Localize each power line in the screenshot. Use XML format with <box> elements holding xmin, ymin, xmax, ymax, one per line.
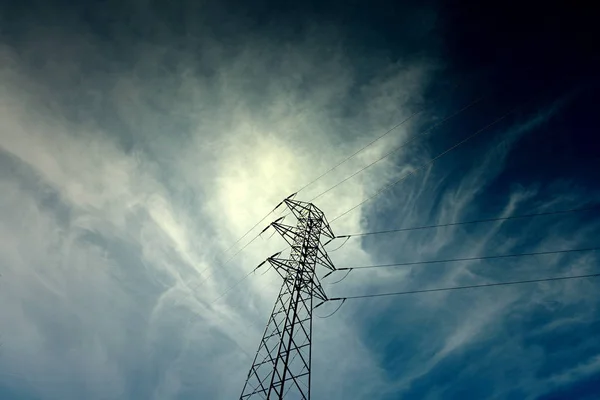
<box><xmin>210</xmin><ymin>90</ymin><xmax>483</xmax><ymax>301</ymax></box>
<box><xmin>330</xmin><ymin>102</ymin><xmax>519</xmax><ymax>224</ymax></box>
<box><xmin>207</xmin><ymin>96</ymin><xmax>521</xmax><ymax>308</ymax></box>
<box><xmin>171</xmin><ymin>230</ymin><xmax>265</xmax><ymax>310</ymax></box>
<box><xmin>220</xmin><ymin>86</ymin><xmax>468</xmax><ymax>270</ymax></box>
<box><xmin>309</xmin><ymin>96</ymin><xmax>483</xmax><ymax>202</ymax></box>
<box><xmin>180</xmin><ymin>207</ymin><xmax>276</xmax><ymax>305</ymax></box>
<box><xmin>315</xmin><ymin>299</ymin><xmax>346</xmax><ymax>318</ymax></box>
<box><xmin>329</xmin><ymin>272</ymin><xmax>600</xmax><ymax>301</ymax></box>
<box><xmin>222</xmin><ymin>211</ymin><xmax>276</xmax><ymax>256</ymax></box>
<box><xmin>199</xmin><ymin>82</ymin><xmax>552</xmax><ymax>316</ymax></box>
<box><xmin>335</xmin><ymin>246</ymin><xmax>600</xmax><ymax>271</ymax></box>
<box><xmin>215</xmin><ymin>96</ymin><xmax>476</xmax><ymax>305</ymax></box>
<box><xmin>185</xmin><ymin>196</ymin><xmax>300</xmax><ymax>306</ymax></box>
<box><xmin>218</xmin><ymin>104</ymin><xmax>419</xmax><ymax>269</ymax></box>
<box><xmin>295</xmin><ymin>84</ymin><xmax>464</xmax><ymax>196</ymax></box>
<box><xmin>339</xmin><ymin>205</ymin><xmax>600</xmax><ymax>238</ymax></box>
<box><xmin>209</xmin><ymin>262</ymin><xmax>265</xmax><ymax>306</ymax></box>
<box><xmin>218</xmin><ymin>195</ymin><xmax>299</xmax><ymax>264</ymax></box>
<box><xmin>296</xmin><ymin>107</ymin><xmax>425</xmax><ymax>195</ymax></box>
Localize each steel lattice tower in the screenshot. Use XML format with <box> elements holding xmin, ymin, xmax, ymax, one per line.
<box><xmin>240</xmin><ymin>198</ymin><xmax>336</xmax><ymax>400</ymax></box>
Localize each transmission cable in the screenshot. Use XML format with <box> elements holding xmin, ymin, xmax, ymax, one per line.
<box><xmin>208</xmin><ymin>89</ymin><xmax>483</xmax><ymax>299</ymax></box>
<box><xmin>316</xmin><ymin>298</ymin><xmax>347</xmax><ymax>318</ymax></box>
<box><xmin>200</xmin><ymin>230</ymin><xmax>264</xmax><ymax>281</ymax></box>
<box><xmin>207</xmin><ymin>260</ymin><xmax>281</xmax><ymax>307</ymax></box>
<box><xmin>171</xmin><ymin>230</ymin><xmax>266</xmax><ymax>309</ymax></box>
<box><xmin>204</xmin><ymin>200</ymin><xmax>598</xmax><ymax>309</ymax></box>
<box><xmin>296</xmin><ymin>109</ymin><xmax>424</xmax><ymax>194</ymax></box>
<box><xmin>325</xmin><ymin>269</ymin><xmax>352</xmax><ymax>285</ymax></box>
<box><xmin>198</xmin><ymin>82</ymin><xmax>523</xmax><ymax>304</ymax></box>
<box><xmin>328</xmin><ymin>246</ymin><xmax>600</xmax><ymax>275</ymax></box>
<box><xmin>222</xmin><ymin>211</ymin><xmax>277</xmax><ymax>256</ymax></box>
<box><xmin>295</xmin><ymin>84</ymin><xmax>463</xmax><ymax>196</ymax></box>
<box><xmin>309</xmin><ymin>95</ymin><xmax>483</xmax><ymax>202</ymax></box>
<box><xmin>337</xmin><ymin>205</ymin><xmax>599</xmax><ymax>238</ymax></box>
<box><xmin>328</xmin><ymin>272</ymin><xmax>600</xmax><ymax>302</ymax></box>
<box><xmin>220</xmin><ymin>85</ymin><xmax>467</xmax><ymax>267</ymax></box>
<box><xmin>178</xmin><ymin>206</ymin><xmax>279</xmax><ymax>306</ymax></box>
<box><xmin>220</xmin><ymin>97</ymin><xmax>438</xmax><ymax>266</ymax></box>
<box><xmin>205</xmin><ymin>79</ymin><xmax>544</xmax><ymax>304</ymax></box>
<box><xmin>330</xmin><ymin>101</ymin><xmax>521</xmax><ymax>224</ymax></box>
<box><xmin>208</xmin><ymin>259</ymin><xmax>269</xmax><ymax>306</ymax></box>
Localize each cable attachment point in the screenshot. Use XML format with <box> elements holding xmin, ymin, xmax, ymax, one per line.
<box><xmin>252</xmin><ymin>260</ymin><xmax>268</xmax><ymax>275</ymax></box>
<box><xmin>253</xmin><ymin>252</ymin><xmax>281</xmax><ymax>274</ymax></box>
<box><xmin>316</xmin><ymin>298</ymin><xmax>346</xmax><ymax>319</ymax></box>
<box><xmin>326</xmin><ymin>269</ymin><xmax>352</xmax><ymax>285</ymax></box>
<box><xmin>322</xmin><ymin>270</ymin><xmax>335</xmax><ymax>280</ymax></box>
<box><xmin>259</xmin><ymin>216</ymin><xmax>286</xmax><ymax>238</ymax></box>
<box><xmin>259</xmin><ymin>265</ymin><xmax>273</xmax><ymax>276</ymax></box>
<box><xmin>314</xmin><ymin>301</ymin><xmax>326</xmax><ymax>309</ymax></box>
<box><xmin>273</xmin><ymin>193</ymin><xmax>298</xmax><ymax>212</ymax></box>
<box><xmin>325</xmin><ymin>235</ymin><xmax>351</xmax><ymax>252</ymax></box>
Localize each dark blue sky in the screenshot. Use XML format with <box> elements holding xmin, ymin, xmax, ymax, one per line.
<box><xmin>0</xmin><ymin>1</ymin><xmax>599</xmax><ymax>399</ymax></box>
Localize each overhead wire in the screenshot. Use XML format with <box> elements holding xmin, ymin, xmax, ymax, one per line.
<box><xmin>323</xmin><ymin>268</ymin><xmax>352</xmax><ymax>285</ymax></box>
<box><xmin>211</xmin><ymin>195</ymin><xmax>598</xmax><ymax>299</ymax></box>
<box><xmin>309</xmin><ymin>95</ymin><xmax>484</xmax><ymax>203</ymax></box>
<box><xmin>208</xmin><ymin>257</ymin><xmax>276</xmax><ymax>306</ymax></box>
<box><xmin>193</xmin><ymin>197</ymin><xmax>299</xmax><ymax>305</ymax></box>
<box><xmin>328</xmin><ymin>273</ymin><xmax>600</xmax><ymax>301</ymax></box>
<box><xmin>181</xmin><ymin>93</ymin><xmax>560</xmax><ymax>333</ymax></box>
<box><xmin>203</xmin><ymin>82</ymin><xmax>503</xmax><ymax>306</ymax></box>
<box><xmin>325</xmin><ymin>269</ymin><xmax>352</xmax><ymax>285</ymax></box>
<box><xmin>182</xmin><ymin>195</ymin><xmax>300</xmax><ymax>309</ymax></box>
<box><xmin>330</xmin><ymin>102</ymin><xmax>521</xmax><ymax>223</ymax></box>
<box><xmin>200</xmin><ymin>96</ymin><xmax>473</xmax><ymax>307</ymax></box>
<box><xmin>338</xmin><ymin>205</ymin><xmax>600</xmax><ymax>238</ymax></box>
<box><xmin>217</xmin><ymin>91</ymin><xmax>452</xmax><ymax>269</ymax></box>
<box><xmin>175</xmin><ymin>205</ymin><xmax>282</xmax><ymax>310</ymax></box>
<box><xmin>274</xmin><ymin>93</ymin><xmax>485</xmax><ymax>224</ymax></box>
<box><xmin>295</xmin><ymin>83</ymin><xmax>463</xmax><ymax>196</ymax></box>
<box><xmin>208</xmin><ymin>269</ymin><xmax>259</xmax><ymax>306</ymax></box>
<box><xmin>199</xmin><ymin>230</ymin><xmax>264</xmax><ymax>284</ymax></box>
<box><xmin>332</xmin><ymin>246</ymin><xmax>600</xmax><ymax>272</ymax></box>
<box><xmin>193</xmin><ymin>79</ymin><xmax>550</xmax><ymax>314</ymax></box>
<box><xmin>222</xmin><ymin>211</ymin><xmax>277</xmax><ymax>256</ymax></box>
<box><xmin>170</xmin><ymin>229</ymin><xmax>266</xmax><ymax>310</ymax></box>
<box><xmin>222</xmin><ymin>77</ymin><xmax>590</xmax><ymax>383</ymax></box>
<box><xmin>211</xmin><ymin>85</ymin><xmax>468</xmax><ymax>285</ymax></box>
<box><xmin>295</xmin><ymin>107</ymin><xmax>425</xmax><ymax>195</ymax></box>
<box><xmin>325</xmin><ymin>235</ymin><xmax>350</xmax><ymax>252</ymax></box>
<box><xmin>327</xmin><ymin>79</ymin><xmax>580</xmax><ymax>225</ymax></box>
<box><xmin>185</xmin><ymin>72</ymin><xmax>560</xmax><ymax>310</ymax></box>
<box><xmin>316</xmin><ymin>298</ymin><xmax>346</xmax><ymax>318</ymax></box>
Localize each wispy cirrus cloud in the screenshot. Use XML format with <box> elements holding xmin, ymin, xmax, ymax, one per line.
<box><xmin>0</xmin><ymin>10</ymin><xmax>437</xmax><ymax>399</ymax></box>
<box><xmin>1</xmin><ymin>2</ymin><xmax>598</xmax><ymax>400</ymax></box>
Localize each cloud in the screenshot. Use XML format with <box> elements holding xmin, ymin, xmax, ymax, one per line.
<box><xmin>0</xmin><ymin>8</ymin><xmax>439</xmax><ymax>399</ymax></box>
<box><xmin>338</xmin><ymin>101</ymin><xmax>600</xmax><ymax>399</ymax></box>
<box><xmin>1</xmin><ymin>3</ymin><xmax>598</xmax><ymax>400</ymax></box>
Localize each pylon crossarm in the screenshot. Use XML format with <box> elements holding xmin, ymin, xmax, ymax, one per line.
<box><xmin>267</xmin><ymin>258</ymin><xmax>299</xmax><ymax>279</ymax></box>
<box><xmin>315</xmin><ymin>247</ymin><xmax>336</xmax><ymax>270</ymax></box>
<box><xmin>269</xmin><ymin>261</ymin><xmax>318</xmax><ymax>279</ymax></box>
<box><xmin>283</xmin><ymin>199</ymin><xmax>313</xmax><ymax>219</ymax></box>
<box><xmin>271</xmin><ymin>223</ymin><xmax>300</xmax><ymax>246</ymax></box>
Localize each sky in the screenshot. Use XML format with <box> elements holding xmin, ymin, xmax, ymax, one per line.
<box><xmin>0</xmin><ymin>1</ymin><xmax>599</xmax><ymax>399</ymax></box>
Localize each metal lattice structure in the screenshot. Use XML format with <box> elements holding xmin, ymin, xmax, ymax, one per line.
<box><xmin>240</xmin><ymin>198</ymin><xmax>336</xmax><ymax>400</ymax></box>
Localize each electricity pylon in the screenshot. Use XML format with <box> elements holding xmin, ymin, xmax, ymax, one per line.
<box><xmin>240</xmin><ymin>197</ymin><xmax>336</xmax><ymax>400</ymax></box>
